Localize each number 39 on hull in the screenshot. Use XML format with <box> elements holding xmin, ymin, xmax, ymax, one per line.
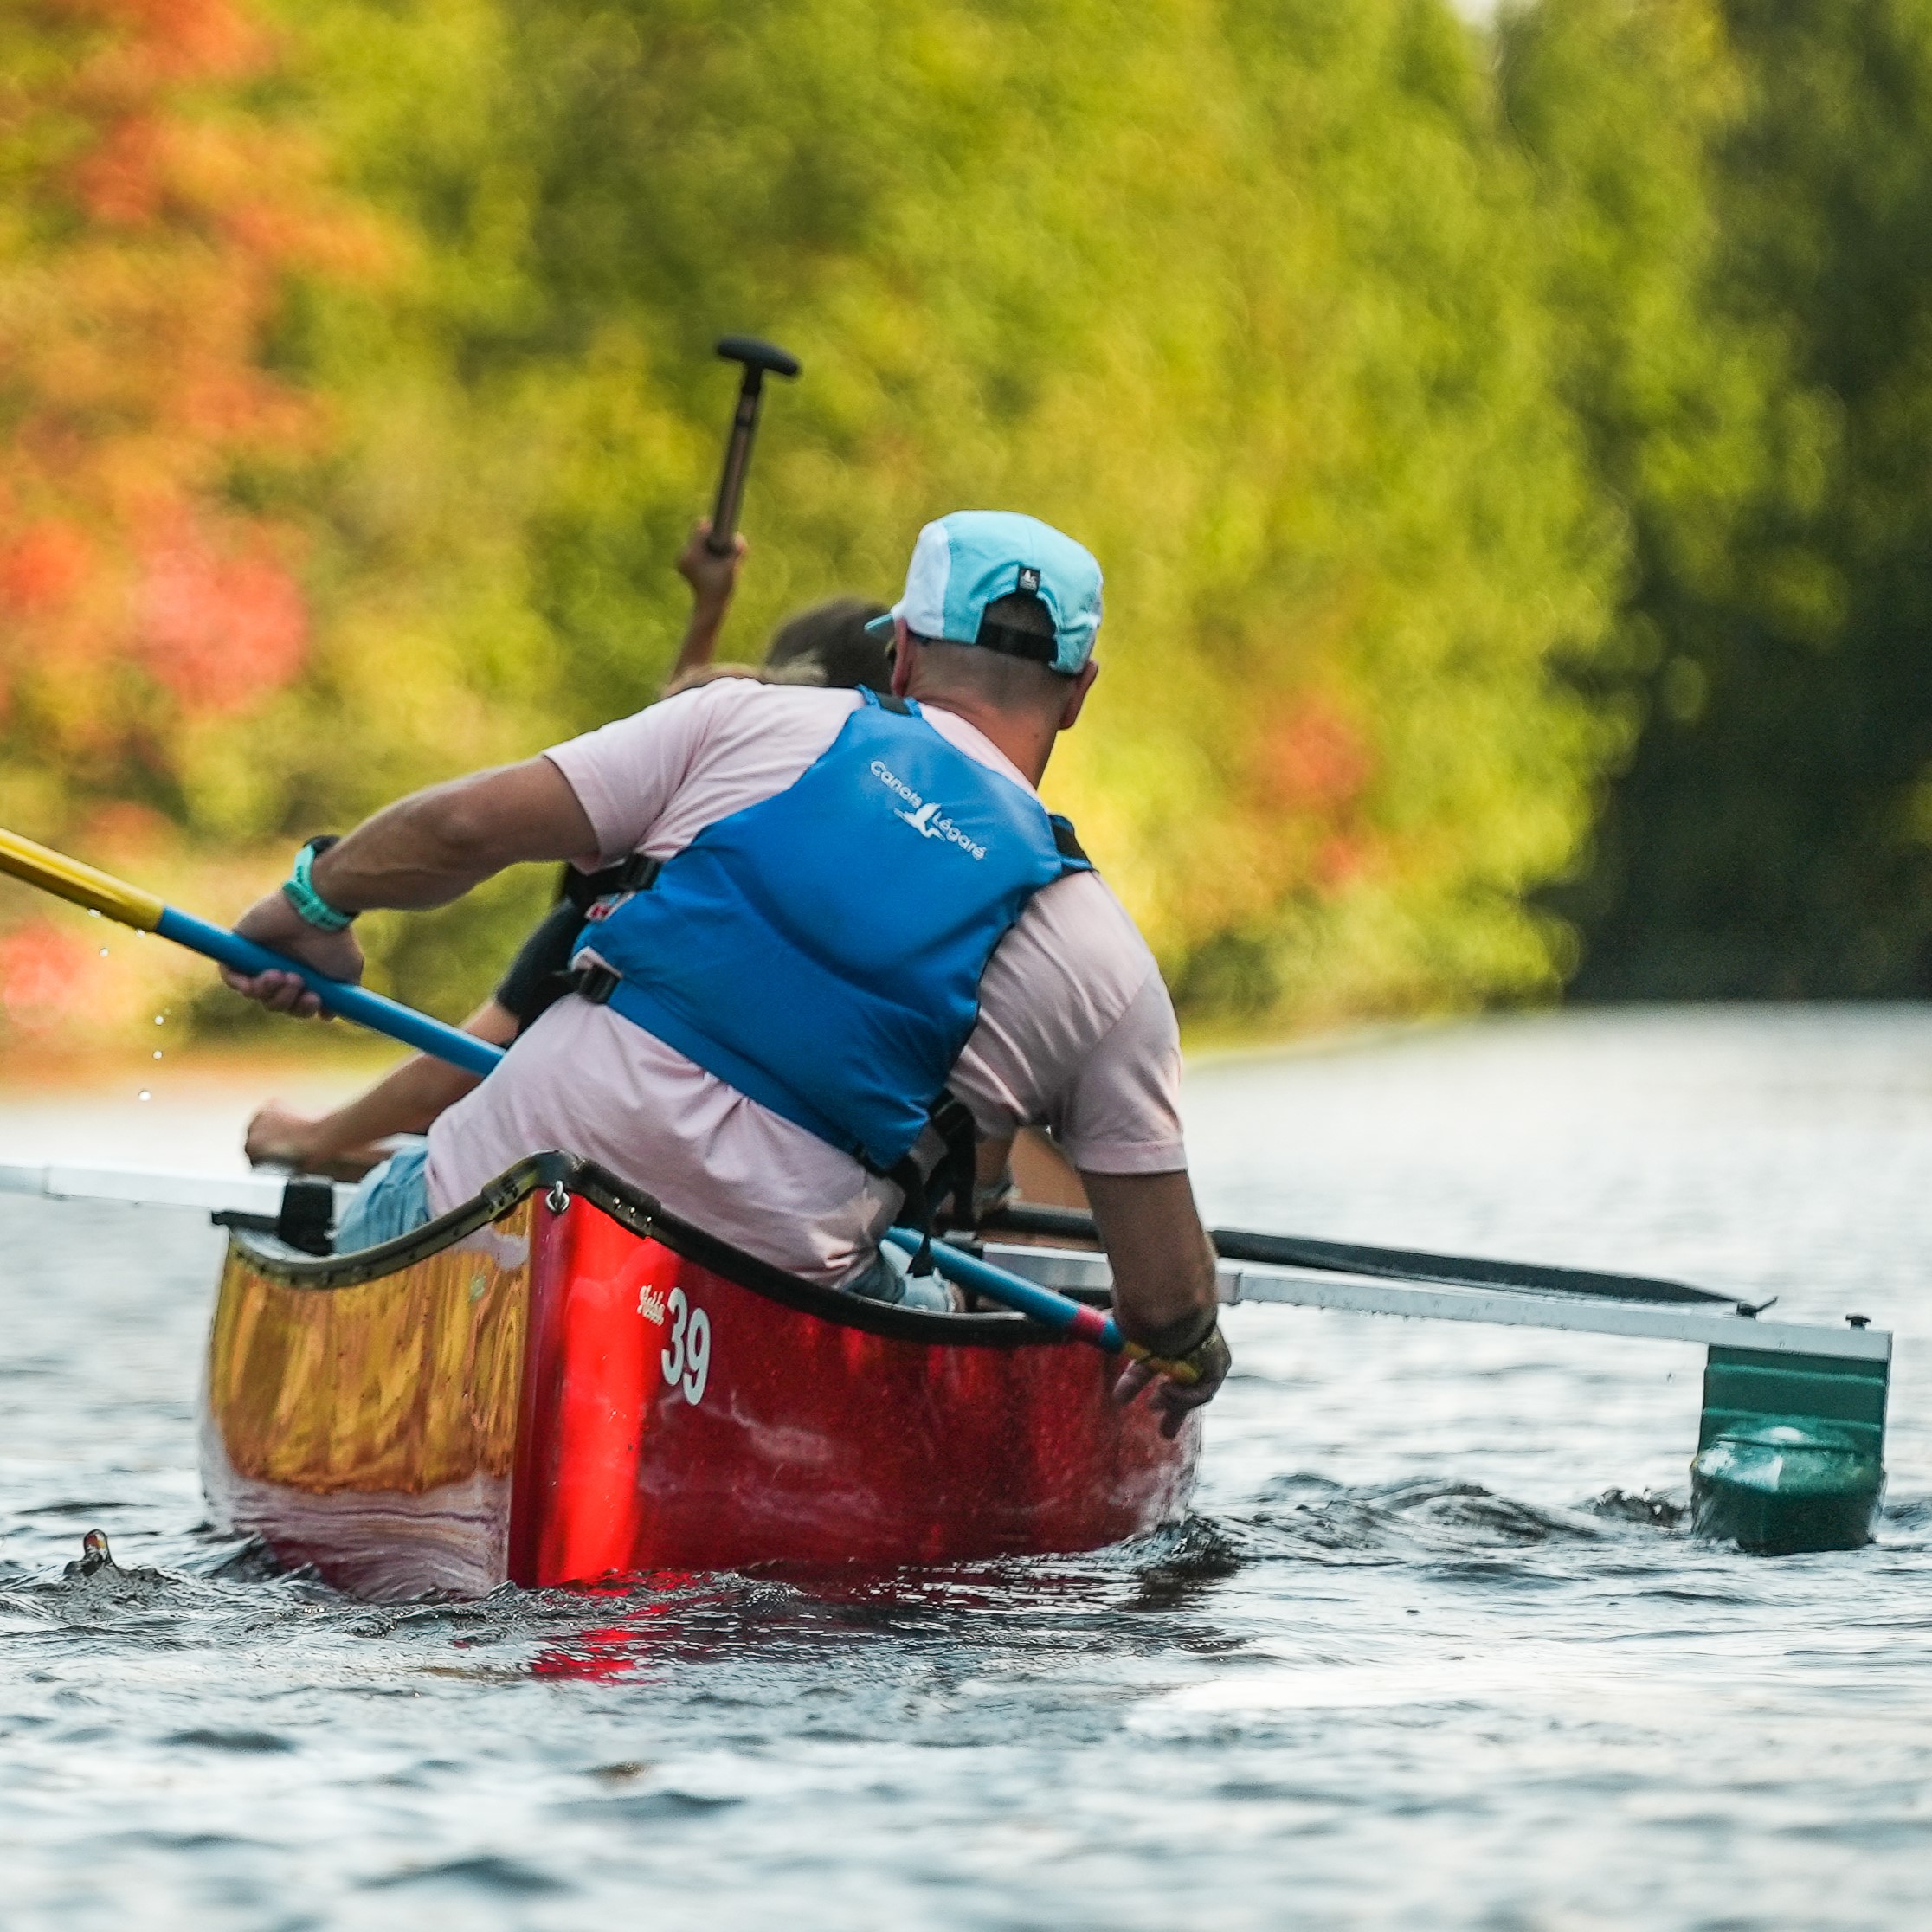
<box><xmin>200</xmin><ymin>1154</ymin><xmax>1197</xmax><ymax>1601</ymax></box>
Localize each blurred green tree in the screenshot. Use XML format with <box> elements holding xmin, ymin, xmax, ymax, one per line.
<box><xmin>1515</xmin><ymin>0</ymin><xmax>1932</xmax><ymax>997</ymax></box>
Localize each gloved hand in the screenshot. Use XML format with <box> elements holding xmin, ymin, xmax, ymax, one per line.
<box><xmin>1111</xmin><ymin>1309</ymin><xmax>1231</xmax><ymax>1439</ymax></box>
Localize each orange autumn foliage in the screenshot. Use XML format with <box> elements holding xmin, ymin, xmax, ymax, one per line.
<box><xmin>1255</xmin><ymin>701</ymin><xmax>1376</xmax><ymax>818</ymax></box>
<box><xmin>0</xmin><ymin>919</ymin><xmax>93</xmax><ymax>1030</ymax></box>
<box><xmin>0</xmin><ymin>0</ymin><xmax>378</xmax><ymax>794</ymax></box>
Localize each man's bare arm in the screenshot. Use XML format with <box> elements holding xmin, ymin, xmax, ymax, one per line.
<box><xmin>309</xmin><ymin>758</ymin><xmax>598</xmax><ymax>913</ymax></box>
<box><xmin>1080</xmin><ymin>1169</ymin><xmax>1219</xmax><ymax>1343</ymax></box>
<box><xmin>1080</xmin><ymin>1168</ymin><xmax>1229</xmax><ymax>1437</ymax></box>
<box><xmin>221</xmin><ymin>758</ymin><xmax>597</xmax><ymax>1015</ymax></box>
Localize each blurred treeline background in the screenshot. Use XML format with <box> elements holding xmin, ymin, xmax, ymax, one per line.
<box><xmin>4</xmin><ymin>0</ymin><xmax>1932</xmax><ymax>1053</ymax></box>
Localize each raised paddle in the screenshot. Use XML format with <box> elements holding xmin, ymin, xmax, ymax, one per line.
<box><xmin>0</xmin><ymin>826</ymin><xmax>505</xmax><ymax>1078</ymax></box>
<box><xmin>706</xmin><ymin>335</ymin><xmax>801</xmax><ymax>556</ymax></box>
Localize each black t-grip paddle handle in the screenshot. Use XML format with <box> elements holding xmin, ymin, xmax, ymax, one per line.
<box><xmin>708</xmin><ymin>335</ymin><xmax>801</xmax><ymax>555</ymax></box>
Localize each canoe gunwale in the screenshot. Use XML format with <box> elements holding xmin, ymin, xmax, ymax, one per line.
<box><xmin>226</xmin><ymin>1150</ymin><xmax>1082</xmax><ymax>1352</ymax></box>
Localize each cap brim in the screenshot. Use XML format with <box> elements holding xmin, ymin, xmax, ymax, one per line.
<box><xmin>863</xmin><ymin>609</ymin><xmax>898</xmax><ymax>641</ymax></box>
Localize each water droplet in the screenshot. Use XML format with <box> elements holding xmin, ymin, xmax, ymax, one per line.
<box><xmin>98</xmin><ymin>946</ymin><xmax>109</xmax><ymax>957</ymax></box>
<box><xmin>88</xmin><ymin>908</ymin><xmax>101</xmax><ymax>918</ymax></box>
<box><xmin>153</xmin><ymin>1014</ymin><xmax>165</xmax><ymax>1026</ymax></box>
<box><xmin>152</xmin><ymin>1049</ymin><xmax>163</xmax><ymax>1060</ymax></box>
<box><xmin>137</xmin><ymin>1090</ymin><xmax>151</xmax><ymax>1102</ymax></box>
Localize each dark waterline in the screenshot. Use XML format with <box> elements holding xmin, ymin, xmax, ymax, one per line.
<box><xmin>3</xmin><ymin>1006</ymin><xmax>1929</xmax><ymax>1929</ymax></box>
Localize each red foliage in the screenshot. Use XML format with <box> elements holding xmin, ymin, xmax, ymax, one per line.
<box><xmin>73</xmin><ymin>111</ymin><xmax>169</xmax><ymax>223</ymax></box>
<box><xmin>0</xmin><ymin>0</ymin><xmax>378</xmax><ymax>779</ymax></box>
<box><xmin>79</xmin><ymin>798</ymin><xmax>173</xmax><ymax>859</ymax></box>
<box><xmin>1248</xmin><ymin>699</ymin><xmax>1380</xmax><ymax>898</ymax></box>
<box><xmin>1313</xmin><ymin>834</ymin><xmax>1368</xmax><ymax>890</ymax></box>
<box><xmin>135</xmin><ymin>508</ymin><xmax>306</xmax><ymax>710</ymax></box>
<box><xmin>1255</xmin><ymin>699</ymin><xmax>1375</xmax><ymax>815</ymax></box>
<box><xmin>0</xmin><ymin>521</ymin><xmax>94</xmax><ymax>614</ymax></box>
<box><xmin>0</xmin><ymin>922</ymin><xmax>93</xmax><ymax>1029</ymax></box>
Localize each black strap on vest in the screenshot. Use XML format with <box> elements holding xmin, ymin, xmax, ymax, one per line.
<box><xmin>876</xmin><ymin>1091</ymin><xmax>979</xmax><ymax>1276</ymax></box>
<box><xmin>558</xmin><ymin>853</ymin><xmax>662</xmax><ymax>1007</ymax></box>
<box><xmin>559</xmin><ymin>850</ymin><xmax>660</xmax><ymax>913</ymax></box>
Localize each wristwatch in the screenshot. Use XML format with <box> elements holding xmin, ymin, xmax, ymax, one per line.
<box><xmin>282</xmin><ymin>835</ymin><xmax>356</xmax><ymax>932</ymax></box>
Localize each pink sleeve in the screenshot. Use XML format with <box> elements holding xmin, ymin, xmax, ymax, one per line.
<box><xmin>542</xmin><ymin>685</ymin><xmax>717</xmax><ymax>861</ymax></box>
<box><xmin>1051</xmin><ymin>967</ymin><xmax>1188</xmax><ymax>1175</ymax></box>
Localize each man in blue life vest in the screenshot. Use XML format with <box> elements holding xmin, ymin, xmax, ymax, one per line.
<box><xmin>218</xmin><ymin>511</ymin><xmax>1231</xmax><ymax>1434</ymax></box>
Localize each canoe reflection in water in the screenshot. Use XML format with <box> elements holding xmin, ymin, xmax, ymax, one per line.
<box><xmin>202</xmin><ymin>1152</ymin><xmax>1196</xmax><ymax>1601</ymax></box>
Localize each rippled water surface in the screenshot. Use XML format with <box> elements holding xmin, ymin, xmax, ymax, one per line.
<box><xmin>3</xmin><ymin>1007</ymin><xmax>1931</xmax><ymax>1929</ymax></box>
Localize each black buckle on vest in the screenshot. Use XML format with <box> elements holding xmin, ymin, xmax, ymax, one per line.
<box><xmin>561</xmin><ymin>852</ymin><xmax>661</xmax><ymax>913</ymax></box>
<box><xmin>572</xmin><ymin>961</ymin><xmax>621</xmax><ymax>1006</ymax></box>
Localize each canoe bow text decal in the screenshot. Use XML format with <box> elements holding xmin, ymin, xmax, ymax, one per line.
<box><xmin>656</xmin><ymin>1285</ymin><xmax>712</xmax><ymax>1406</ymax></box>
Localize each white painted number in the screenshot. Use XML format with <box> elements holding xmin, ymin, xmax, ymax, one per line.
<box><xmin>660</xmin><ymin>1287</ymin><xmax>687</xmax><ymax>1387</ymax></box>
<box><xmin>683</xmin><ymin>1305</ymin><xmax>711</xmax><ymax>1406</ymax></box>
<box><xmin>658</xmin><ymin>1287</ymin><xmax>712</xmax><ymax>1407</ymax></box>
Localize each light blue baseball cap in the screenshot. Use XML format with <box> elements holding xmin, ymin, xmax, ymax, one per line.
<box><xmin>866</xmin><ymin>511</ymin><xmax>1104</xmax><ymax>675</ymax></box>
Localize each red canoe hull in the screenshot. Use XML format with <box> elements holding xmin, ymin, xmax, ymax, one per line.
<box><xmin>202</xmin><ymin>1156</ymin><xmax>1196</xmax><ymax>1599</ymax></box>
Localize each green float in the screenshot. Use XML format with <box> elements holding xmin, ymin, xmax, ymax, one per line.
<box><xmin>1690</xmin><ymin>1345</ymin><xmax>1889</xmax><ymax>1555</ymax></box>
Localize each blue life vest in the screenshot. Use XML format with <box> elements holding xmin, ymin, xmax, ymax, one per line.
<box><xmin>577</xmin><ymin>690</ymin><xmax>1091</xmax><ymax>1174</ymax></box>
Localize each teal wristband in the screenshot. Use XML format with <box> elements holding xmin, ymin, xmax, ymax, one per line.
<box><xmin>283</xmin><ymin>837</ymin><xmax>356</xmax><ymax>932</ymax></box>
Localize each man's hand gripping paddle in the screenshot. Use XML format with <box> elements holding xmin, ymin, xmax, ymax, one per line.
<box><xmin>879</xmin><ymin>1226</ymin><xmax>1226</xmax><ymax>1437</ymax></box>
<box><xmin>706</xmin><ymin>336</ymin><xmax>801</xmax><ymax>557</ymax></box>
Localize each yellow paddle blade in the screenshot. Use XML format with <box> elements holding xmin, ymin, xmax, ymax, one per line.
<box><xmin>0</xmin><ymin>826</ymin><xmax>165</xmax><ymax>931</ymax></box>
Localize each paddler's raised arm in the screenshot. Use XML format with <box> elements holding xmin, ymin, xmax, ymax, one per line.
<box><xmin>667</xmin><ymin>519</ymin><xmax>748</xmax><ymax>684</ymax></box>
<box><xmin>220</xmin><ymin>757</ymin><xmax>600</xmax><ymax>1016</ymax></box>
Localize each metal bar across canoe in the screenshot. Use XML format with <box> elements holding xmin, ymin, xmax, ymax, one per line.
<box><xmin>980</xmin><ymin>1242</ymin><xmax>1892</xmax><ymax>1364</ymax></box>
<box><xmin>0</xmin><ymin>1162</ymin><xmax>356</xmax><ymax>1221</ymax></box>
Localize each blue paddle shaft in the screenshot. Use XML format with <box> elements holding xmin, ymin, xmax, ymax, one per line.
<box><xmin>881</xmin><ymin>1226</ymin><xmax>1124</xmax><ymax>1349</ymax></box>
<box><xmin>156</xmin><ymin>906</ymin><xmax>506</xmax><ymax>1079</ymax></box>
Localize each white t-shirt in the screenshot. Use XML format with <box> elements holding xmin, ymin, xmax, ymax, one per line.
<box><xmin>425</xmin><ymin>680</ymin><xmax>1187</xmax><ymax>1284</ymax></box>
